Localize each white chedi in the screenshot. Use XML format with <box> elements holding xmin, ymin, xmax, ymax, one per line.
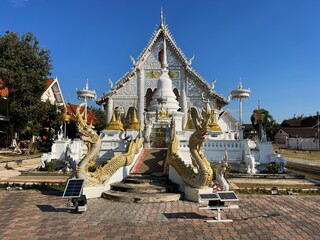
<box><xmin>148</xmin><ymin>38</ymin><xmax>180</xmax><ymax>113</ymax></box>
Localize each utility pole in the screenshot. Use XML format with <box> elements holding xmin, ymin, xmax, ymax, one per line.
<box><xmin>317</xmin><ymin>111</ymin><xmax>320</xmax><ymax>151</ymax></box>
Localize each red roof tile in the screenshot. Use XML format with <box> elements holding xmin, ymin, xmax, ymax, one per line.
<box><xmin>65</xmin><ymin>103</ymin><xmax>97</xmax><ymax>125</ymax></box>
<box><xmin>45</xmin><ymin>78</ymin><xmax>55</xmax><ymax>91</ymax></box>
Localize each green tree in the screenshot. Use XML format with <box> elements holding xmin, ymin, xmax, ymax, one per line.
<box><xmin>41</xmin><ymin>100</ymin><xmax>61</xmax><ymax>141</ymax></box>
<box><xmin>250</xmin><ymin>108</ymin><xmax>280</xmax><ymax>141</ymax></box>
<box><xmin>0</xmin><ymin>31</ymin><xmax>52</xmax><ymax>140</ymax></box>
<box><xmin>91</xmin><ymin>107</ymin><xmax>107</xmax><ymax>132</ymax></box>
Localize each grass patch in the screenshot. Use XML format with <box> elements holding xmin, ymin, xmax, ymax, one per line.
<box><xmin>235</xmin><ymin>187</ymin><xmax>320</xmax><ymax>195</ymax></box>
<box><xmin>275</xmin><ymin>148</ymin><xmax>320</xmax><ymax>161</ymax></box>
<box><xmin>286</xmin><ymin>169</ymin><xmax>320</xmax><ymax>181</ymax></box>
<box><xmin>0</xmin><ymin>182</ymin><xmax>66</xmax><ymax>192</ymax></box>
<box><xmin>234</xmin><ymin>182</ymin><xmax>317</xmax><ymax>190</ymax></box>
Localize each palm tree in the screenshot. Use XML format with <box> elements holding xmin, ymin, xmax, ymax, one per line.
<box><xmin>250</xmin><ymin>108</ymin><xmax>279</xmax><ymax>141</ymax></box>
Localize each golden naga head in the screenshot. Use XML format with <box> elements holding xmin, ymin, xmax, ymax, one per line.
<box><xmin>76</xmin><ymin>103</ymin><xmax>99</xmax><ymax>143</ymax></box>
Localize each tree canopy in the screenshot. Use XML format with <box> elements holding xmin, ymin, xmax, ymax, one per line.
<box><xmin>0</xmin><ymin>31</ymin><xmax>52</xmax><ymax>139</ymax></box>
<box><xmin>250</xmin><ymin>108</ymin><xmax>280</xmax><ymax>141</ymax></box>
<box><xmin>91</xmin><ymin>107</ymin><xmax>107</xmax><ymax>132</ymax></box>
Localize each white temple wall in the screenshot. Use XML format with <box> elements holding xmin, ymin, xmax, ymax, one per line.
<box><xmin>218</xmin><ymin>113</ymin><xmax>237</xmax><ymax>133</ymax></box>
<box><xmin>168</xmin><ymin>166</ymin><xmax>184</xmax><ymax>192</ymax></box>
<box><xmin>257</xmin><ymin>142</ymin><xmax>275</xmax><ymax>163</ymax></box>
<box><xmin>96</xmin><ymin>130</ymin><xmax>132</xmax><ymax>164</ymax></box>
<box><xmin>202</xmin><ymin>140</ymin><xmax>243</xmax><ymax>163</ymax></box>
<box><xmin>177</xmin><ymin>145</ymin><xmax>192</xmax><ymax>165</ymax></box>
<box><xmin>51</xmin><ymin>139</ymin><xmax>84</xmax><ymax>162</ymax></box>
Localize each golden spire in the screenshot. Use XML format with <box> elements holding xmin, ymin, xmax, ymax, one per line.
<box><xmin>127</xmin><ymin>103</ymin><xmax>140</xmax><ymax>130</ymax></box>
<box><xmin>185</xmin><ymin>111</ymin><xmax>195</xmax><ymax>130</ymax></box>
<box><xmin>254</xmin><ymin>99</ymin><xmax>265</xmax><ymax>122</ymax></box>
<box><xmin>60</xmin><ymin>107</ymin><xmax>71</xmax><ymax>123</ymax></box>
<box><xmin>105</xmin><ymin>110</ymin><xmax>124</xmax><ymax>131</ymax></box>
<box><xmin>208</xmin><ymin>109</ymin><xmax>222</xmax><ymax>132</ymax></box>
<box><xmin>160</xmin><ymin>8</ymin><xmax>167</xmax><ymax>37</ymax></box>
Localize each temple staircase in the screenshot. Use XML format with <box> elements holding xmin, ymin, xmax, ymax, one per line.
<box><xmin>102</xmin><ymin>148</ymin><xmax>182</xmax><ymax>203</ymax></box>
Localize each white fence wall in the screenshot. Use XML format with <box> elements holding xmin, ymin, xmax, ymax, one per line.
<box><xmin>286</xmin><ymin>138</ymin><xmax>319</xmax><ymax>151</ymax></box>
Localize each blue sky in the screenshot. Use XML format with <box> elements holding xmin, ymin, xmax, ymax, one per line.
<box><xmin>0</xmin><ymin>0</ymin><xmax>319</xmax><ymax>123</ymax></box>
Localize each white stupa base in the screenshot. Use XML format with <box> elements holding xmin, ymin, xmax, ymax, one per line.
<box><xmin>83</xmin><ymin>185</ymin><xmax>109</xmax><ymax>199</ymax></box>
<box><xmin>184</xmin><ymin>186</ymin><xmax>213</xmax><ymax>202</ymax></box>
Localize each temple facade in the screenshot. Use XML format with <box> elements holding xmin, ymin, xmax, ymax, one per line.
<box><xmin>47</xmin><ymin>12</ymin><xmax>287</xmax><ymax>199</ymax></box>
<box><xmin>97</xmin><ymin>12</ymin><xmax>230</xmax><ymax>146</ymax></box>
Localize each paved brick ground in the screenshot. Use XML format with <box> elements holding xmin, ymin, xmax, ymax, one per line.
<box><xmin>0</xmin><ymin>191</ymin><xmax>319</xmax><ymax>239</ymax></box>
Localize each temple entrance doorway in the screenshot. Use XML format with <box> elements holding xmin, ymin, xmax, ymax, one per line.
<box><xmin>150</xmin><ymin>127</ymin><xmax>167</xmax><ymax>148</ymax></box>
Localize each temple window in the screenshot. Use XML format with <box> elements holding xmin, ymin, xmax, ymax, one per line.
<box><xmin>158</xmin><ymin>49</ymin><xmax>164</xmax><ymax>62</ymax></box>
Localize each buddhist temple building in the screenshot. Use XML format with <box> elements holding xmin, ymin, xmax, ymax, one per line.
<box><xmin>97</xmin><ymin>10</ymin><xmax>228</xmax><ymax>146</ymax></box>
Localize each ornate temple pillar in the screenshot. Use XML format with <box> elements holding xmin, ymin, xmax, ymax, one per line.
<box><xmin>106</xmin><ymin>97</ymin><xmax>113</xmax><ymax>123</ymax></box>
<box><xmin>137</xmin><ymin>68</ymin><xmax>145</xmax><ymax>129</ymax></box>
<box><xmin>181</xmin><ymin>76</ymin><xmax>188</xmax><ymax>128</ymax></box>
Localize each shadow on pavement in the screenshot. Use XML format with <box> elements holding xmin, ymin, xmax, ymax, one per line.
<box><xmin>163</xmin><ymin>212</ymin><xmax>207</xmax><ymax>220</ymax></box>
<box><xmin>39</xmin><ymin>190</ymin><xmax>63</xmax><ymax>196</ymax></box>
<box><xmin>36</xmin><ymin>204</ymin><xmax>59</xmax><ymax>212</ymax></box>
<box><xmin>36</xmin><ymin>204</ymin><xmax>82</xmax><ymax>214</ymax></box>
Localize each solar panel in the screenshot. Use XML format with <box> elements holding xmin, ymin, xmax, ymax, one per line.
<box><xmin>63</xmin><ymin>179</ymin><xmax>84</xmax><ymax>198</ymax></box>
<box><xmin>217</xmin><ymin>191</ymin><xmax>238</xmax><ymax>202</ymax></box>
<box><xmin>199</xmin><ymin>193</ymin><xmax>219</xmax><ymax>200</ymax></box>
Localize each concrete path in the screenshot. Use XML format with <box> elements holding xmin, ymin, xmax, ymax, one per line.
<box><xmin>0</xmin><ymin>190</ymin><xmax>319</xmax><ymax>239</ymax></box>
<box><xmin>0</xmin><ymin>164</ymin><xmax>41</xmax><ymax>181</ymax></box>
<box><xmin>0</xmin><ymin>155</ymin><xmax>68</xmax><ymax>184</ymax></box>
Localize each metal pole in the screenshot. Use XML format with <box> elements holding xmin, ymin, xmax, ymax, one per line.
<box><xmin>64</xmin><ymin>122</ymin><xmax>67</xmax><ymax>139</ymax></box>
<box><xmin>317</xmin><ymin>111</ymin><xmax>319</xmax><ymax>151</ymax></box>
<box><xmin>239</xmin><ymin>98</ymin><xmax>243</xmax><ymax>140</ymax></box>
<box><xmin>84</xmin><ymin>98</ymin><xmax>87</xmax><ymax>122</ymax></box>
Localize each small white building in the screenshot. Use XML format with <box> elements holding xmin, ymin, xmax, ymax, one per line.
<box><xmin>41</xmin><ymin>77</ymin><xmax>65</xmax><ymax>110</ymax></box>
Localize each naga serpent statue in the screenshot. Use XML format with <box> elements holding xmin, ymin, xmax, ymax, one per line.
<box><xmin>166</xmin><ymin>107</ymin><xmax>213</xmax><ymax>188</ymax></box>
<box><xmin>216</xmin><ymin>149</ymin><xmax>230</xmax><ymax>191</ymax></box>
<box><xmin>96</xmin><ymin>137</ymin><xmax>142</xmax><ymax>184</ymax></box>
<box><xmin>75</xmin><ymin>103</ymin><xmax>102</xmax><ymax>186</ymax></box>
<box><xmin>75</xmin><ymin>103</ymin><xmax>142</xmax><ymax>186</ymax></box>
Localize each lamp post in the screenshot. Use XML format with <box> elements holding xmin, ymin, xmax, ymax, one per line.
<box><xmin>76</xmin><ymin>80</ymin><xmax>96</xmax><ymax>122</ymax></box>
<box><xmin>230</xmin><ymin>81</ymin><xmax>251</xmax><ymax>140</ymax></box>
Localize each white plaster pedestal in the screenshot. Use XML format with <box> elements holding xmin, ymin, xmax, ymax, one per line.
<box><xmin>83</xmin><ymin>185</ymin><xmax>109</xmax><ymax>199</ymax></box>
<box><xmin>184</xmin><ymin>186</ymin><xmax>213</xmax><ymax>202</ymax></box>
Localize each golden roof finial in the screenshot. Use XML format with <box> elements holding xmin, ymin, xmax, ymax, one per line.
<box><xmin>127</xmin><ymin>101</ymin><xmax>140</xmax><ymax>130</ymax></box>
<box><xmin>208</xmin><ymin>109</ymin><xmax>222</xmax><ymax>131</ymax></box>
<box><xmin>160</xmin><ymin>8</ymin><xmax>167</xmax><ymax>37</ymax></box>
<box><xmin>61</xmin><ymin>108</ymin><xmax>71</xmax><ymax>123</ymax></box>
<box><xmin>105</xmin><ymin>109</ymin><xmax>124</xmax><ymax>131</ymax></box>
<box><xmin>185</xmin><ymin>110</ymin><xmax>195</xmax><ymax>130</ymax></box>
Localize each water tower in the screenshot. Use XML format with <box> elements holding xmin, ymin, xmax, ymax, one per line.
<box><xmin>77</xmin><ymin>80</ymin><xmax>96</xmax><ymax>121</ymax></box>
<box><xmin>230</xmin><ymin>81</ymin><xmax>251</xmax><ymax>140</ymax></box>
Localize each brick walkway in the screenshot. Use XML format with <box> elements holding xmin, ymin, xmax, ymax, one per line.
<box><xmin>0</xmin><ymin>191</ymin><xmax>319</xmax><ymax>239</ymax></box>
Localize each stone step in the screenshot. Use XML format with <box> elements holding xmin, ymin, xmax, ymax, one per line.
<box><xmin>132</xmin><ymin>149</ymin><xmax>167</xmax><ymax>174</ymax></box>
<box><xmin>110</xmin><ymin>181</ymin><xmax>178</xmax><ymax>194</ymax></box>
<box><xmin>124</xmin><ymin>174</ymin><xmax>169</xmax><ymax>184</ymax></box>
<box><xmin>102</xmin><ymin>190</ymin><xmax>182</xmax><ymax>203</ymax></box>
